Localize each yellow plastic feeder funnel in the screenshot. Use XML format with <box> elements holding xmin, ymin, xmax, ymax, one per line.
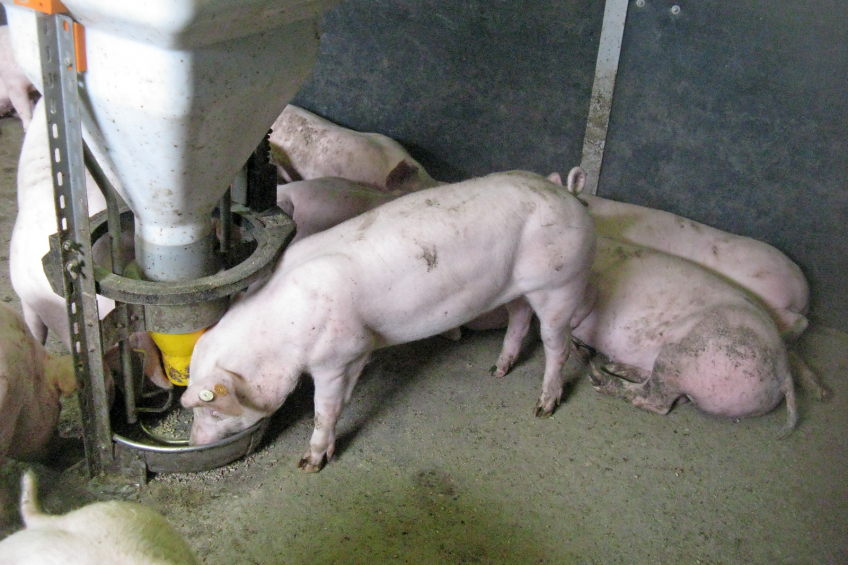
<box><xmin>149</xmin><ymin>329</ymin><xmax>206</xmax><ymax>387</ymax></box>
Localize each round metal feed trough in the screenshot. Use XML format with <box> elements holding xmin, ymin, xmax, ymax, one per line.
<box><xmin>113</xmin><ymin>418</ymin><xmax>269</xmax><ymax>475</ymax></box>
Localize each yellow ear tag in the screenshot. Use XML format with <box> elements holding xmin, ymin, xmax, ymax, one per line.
<box><xmin>213</xmin><ymin>384</ymin><xmax>228</xmax><ymax>396</ymax></box>
<box><xmin>199</xmin><ymin>389</ymin><xmax>215</xmax><ymax>402</ymax></box>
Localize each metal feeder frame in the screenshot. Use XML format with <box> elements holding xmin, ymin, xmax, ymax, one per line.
<box><xmin>37</xmin><ymin>12</ymin><xmax>292</xmax><ymax>484</ymax></box>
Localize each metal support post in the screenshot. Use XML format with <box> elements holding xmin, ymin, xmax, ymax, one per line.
<box><xmin>38</xmin><ymin>12</ymin><xmax>115</xmax><ymax>476</ymax></box>
<box><xmin>580</xmin><ymin>0</ymin><xmax>630</xmax><ymax>195</ymax></box>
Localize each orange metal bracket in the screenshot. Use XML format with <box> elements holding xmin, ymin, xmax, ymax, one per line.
<box><xmin>13</xmin><ymin>0</ymin><xmax>68</xmax><ymax>14</ymax></box>
<box><xmin>14</xmin><ymin>0</ymin><xmax>86</xmax><ymax>72</ymax></box>
<box><xmin>72</xmin><ymin>21</ymin><xmax>86</xmax><ymax>72</ymax></box>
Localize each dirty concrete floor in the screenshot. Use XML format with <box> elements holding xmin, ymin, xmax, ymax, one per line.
<box><xmin>0</xmin><ymin>115</ymin><xmax>846</xmax><ymax>564</ymax></box>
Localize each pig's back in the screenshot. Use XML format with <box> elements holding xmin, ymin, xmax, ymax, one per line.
<box><xmin>584</xmin><ymin>194</ymin><xmax>808</xmax><ymax>318</ymax></box>
<box><xmin>280</xmin><ymin>171</ymin><xmax>592</xmax><ymax>343</ymax></box>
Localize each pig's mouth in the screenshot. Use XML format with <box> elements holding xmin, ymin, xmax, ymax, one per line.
<box><xmin>188</xmin><ymin>410</ymin><xmax>264</xmax><ymax>446</ymax></box>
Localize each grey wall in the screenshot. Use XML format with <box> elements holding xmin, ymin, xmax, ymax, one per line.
<box><xmin>293</xmin><ymin>0</ymin><xmax>847</xmax><ymax>330</ymax></box>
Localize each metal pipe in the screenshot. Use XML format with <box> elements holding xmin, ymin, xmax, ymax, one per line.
<box><xmin>219</xmin><ymin>187</ymin><xmax>232</xmax><ymax>264</ymax></box>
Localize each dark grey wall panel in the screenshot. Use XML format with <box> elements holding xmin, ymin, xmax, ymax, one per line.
<box><xmin>294</xmin><ymin>0</ymin><xmax>604</xmax><ymax>181</ymax></box>
<box><xmin>599</xmin><ymin>0</ymin><xmax>848</xmax><ymax>330</ymax></box>
<box><xmin>293</xmin><ymin>0</ymin><xmax>847</xmax><ymax>331</ymax></box>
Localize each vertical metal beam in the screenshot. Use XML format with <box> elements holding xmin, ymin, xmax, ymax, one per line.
<box><xmin>38</xmin><ymin>12</ymin><xmax>114</xmax><ymax>476</ymax></box>
<box><xmin>83</xmin><ymin>142</ymin><xmax>138</xmax><ymax>425</ymax></box>
<box><xmin>580</xmin><ymin>0</ymin><xmax>630</xmax><ymax>195</ymax></box>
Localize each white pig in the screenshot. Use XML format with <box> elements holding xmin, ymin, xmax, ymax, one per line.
<box><xmin>572</xmin><ymin>236</ymin><xmax>798</xmax><ymax>436</ymax></box>
<box><xmin>277</xmin><ymin>177</ymin><xmax>396</xmax><ymax>244</ymax></box>
<box><xmin>0</xmin><ymin>303</ymin><xmax>76</xmax><ymax>464</ymax></box>
<box><xmin>0</xmin><ymin>470</ymin><xmax>200</xmax><ymax>564</ymax></box>
<box><xmin>555</xmin><ymin>167</ymin><xmax>810</xmax><ymax>339</ymax></box>
<box><xmin>183</xmin><ymin>171</ymin><xmax>596</xmax><ymax>471</ymax></box>
<box><xmin>9</xmin><ymin>98</ymin><xmax>169</xmax><ymax>389</ymax></box>
<box><xmin>269</xmin><ymin>105</ymin><xmax>439</xmax><ymax>194</ymax></box>
<box><xmin>0</xmin><ymin>25</ymin><xmax>36</xmax><ymax>130</ymax></box>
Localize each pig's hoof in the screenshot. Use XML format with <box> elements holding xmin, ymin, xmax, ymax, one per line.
<box><xmin>489</xmin><ymin>365</ymin><xmax>508</xmax><ymax>378</ymax></box>
<box><xmin>298</xmin><ymin>453</ymin><xmax>328</xmax><ymax>473</ymax></box>
<box><xmin>533</xmin><ymin>404</ymin><xmax>553</xmax><ymax>418</ymax></box>
<box><xmin>533</xmin><ymin>396</ymin><xmax>559</xmax><ymax>418</ymax></box>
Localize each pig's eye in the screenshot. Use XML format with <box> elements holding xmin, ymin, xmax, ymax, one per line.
<box><xmin>208</xmin><ymin>410</ymin><xmax>224</xmax><ymax>421</ymax></box>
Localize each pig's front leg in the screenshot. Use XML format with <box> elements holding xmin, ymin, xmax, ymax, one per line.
<box><xmin>588</xmin><ymin>358</ymin><xmax>678</xmax><ymax>414</ymax></box>
<box><xmin>298</xmin><ymin>355</ymin><xmax>369</xmax><ymax>473</ymax></box>
<box><xmin>490</xmin><ymin>298</ymin><xmax>533</xmax><ymax>377</ymax></box>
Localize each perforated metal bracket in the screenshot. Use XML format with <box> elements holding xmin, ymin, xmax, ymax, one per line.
<box><xmin>38</xmin><ymin>11</ymin><xmax>114</xmax><ymax>477</ymax></box>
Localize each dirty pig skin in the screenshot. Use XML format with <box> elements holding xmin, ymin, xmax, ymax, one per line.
<box><xmin>276</xmin><ymin>177</ymin><xmax>397</xmax><ymax>245</ymax></box>
<box><xmin>554</xmin><ymin>167</ymin><xmax>810</xmax><ymax>340</ymax></box>
<box><xmin>269</xmin><ymin>105</ymin><xmax>440</xmax><ymax>194</ymax></box>
<box><xmin>571</xmin><ymin>236</ymin><xmax>798</xmax><ymax>436</ymax></box>
<box><xmin>183</xmin><ymin>171</ymin><xmax>596</xmax><ymax>471</ymax></box>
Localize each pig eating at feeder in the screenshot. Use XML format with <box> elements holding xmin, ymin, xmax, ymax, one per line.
<box><xmin>183</xmin><ymin>171</ymin><xmax>596</xmax><ymax>471</ymax></box>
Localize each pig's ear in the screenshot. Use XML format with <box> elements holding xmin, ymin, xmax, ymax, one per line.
<box><xmin>565</xmin><ymin>167</ymin><xmax>587</xmax><ymax>196</ymax></box>
<box><xmin>181</xmin><ymin>371</ymin><xmax>243</xmax><ymax>416</ymax></box>
<box><xmin>385</xmin><ymin>160</ymin><xmax>419</xmax><ymax>192</ymax></box>
<box><xmin>547</xmin><ymin>172</ymin><xmax>563</xmax><ymax>186</ymax></box>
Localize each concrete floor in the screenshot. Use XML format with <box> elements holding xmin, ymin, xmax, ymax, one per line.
<box><xmin>0</xmin><ymin>115</ymin><xmax>846</xmax><ymax>564</ymax></box>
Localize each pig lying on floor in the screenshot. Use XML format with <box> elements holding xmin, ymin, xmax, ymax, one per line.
<box><xmin>572</xmin><ymin>236</ymin><xmax>797</xmax><ymax>436</ymax></box>
<box><xmin>556</xmin><ymin>167</ymin><xmax>809</xmax><ymax>339</ymax></box>
<box><xmin>9</xmin><ymin>99</ymin><xmax>168</xmax><ymax>390</ymax></box>
<box><xmin>0</xmin><ymin>303</ymin><xmax>76</xmax><ymax>465</ymax></box>
<box><xmin>184</xmin><ymin>171</ymin><xmax>596</xmax><ymax>471</ymax></box>
<box><xmin>269</xmin><ymin>105</ymin><xmax>439</xmax><ymax>194</ymax></box>
<box><xmin>556</xmin><ymin>167</ymin><xmax>828</xmax><ymax>400</ymax></box>
<box><xmin>0</xmin><ymin>470</ymin><xmax>200</xmax><ymax>564</ymax></box>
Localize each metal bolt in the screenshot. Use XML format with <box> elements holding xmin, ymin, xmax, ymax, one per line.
<box><xmin>671</xmin><ymin>4</ymin><xmax>680</xmax><ymax>14</ymax></box>
<box><xmin>62</xmin><ymin>240</ymin><xmax>73</xmax><ymax>251</ymax></box>
<box><xmin>636</xmin><ymin>0</ymin><xmax>645</xmax><ymax>6</ymax></box>
<box><xmin>65</xmin><ymin>259</ymin><xmax>80</xmax><ymax>279</ymax></box>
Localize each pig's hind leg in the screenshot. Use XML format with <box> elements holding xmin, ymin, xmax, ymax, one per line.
<box><xmin>588</xmin><ymin>358</ymin><xmax>681</xmax><ymax>415</ymax></box>
<box><xmin>299</xmin><ymin>354</ymin><xmax>370</xmax><ymax>473</ymax></box>
<box><xmin>524</xmin><ymin>289</ymin><xmax>581</xmax><ymax>417</ymax></box>
<box><xmin>490</xmin><ymin>298</ymin><xmax>534</xmax><ymax>378</ymax></box>
<box><xmin>21</xmin><ymin>302</ymin><xmax>48</xmax><ymax>345</ymax></box>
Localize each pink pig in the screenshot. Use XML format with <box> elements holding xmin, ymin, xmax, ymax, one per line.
<box><xmin>0</xmin><ymin>303</ymin><xmax>76</xmax><ymax>464</ymax></box>
<box><xmin>0</xmin><ymin>26</ymin><xmax>36</xmax><ymax>129</ymax></box>
<box><xmin>183</xmin><ymin>171</ymin><xmax>596</xmax><ymax>471</ymax></box>
<box><xmin>277</xmin><ymin>177</ymin><xmax>396</xmax><ymax>244</ymax></box>
<box><xmin>0</xmin><ymin>470</ymin><xmax>200</xmax><ymax>564</ymax></box>
<box><xmin>554</xmin><ymin>167</ymin><xmax>810</xmax><ymax>339</ymax></box>
<box><xmin>572</xmin><ymin>236</ymin><xmax>798</xmax><ymax>436</ymax></box>
<box><xmin>269</xmin><ymin>105</ymin><xmax>439</xmax><ymax>194</ymax></box>
<box><xmin>9</xmin><ymin>99</ymin><xmax>169</xmax><ymax>389</ymax></box>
